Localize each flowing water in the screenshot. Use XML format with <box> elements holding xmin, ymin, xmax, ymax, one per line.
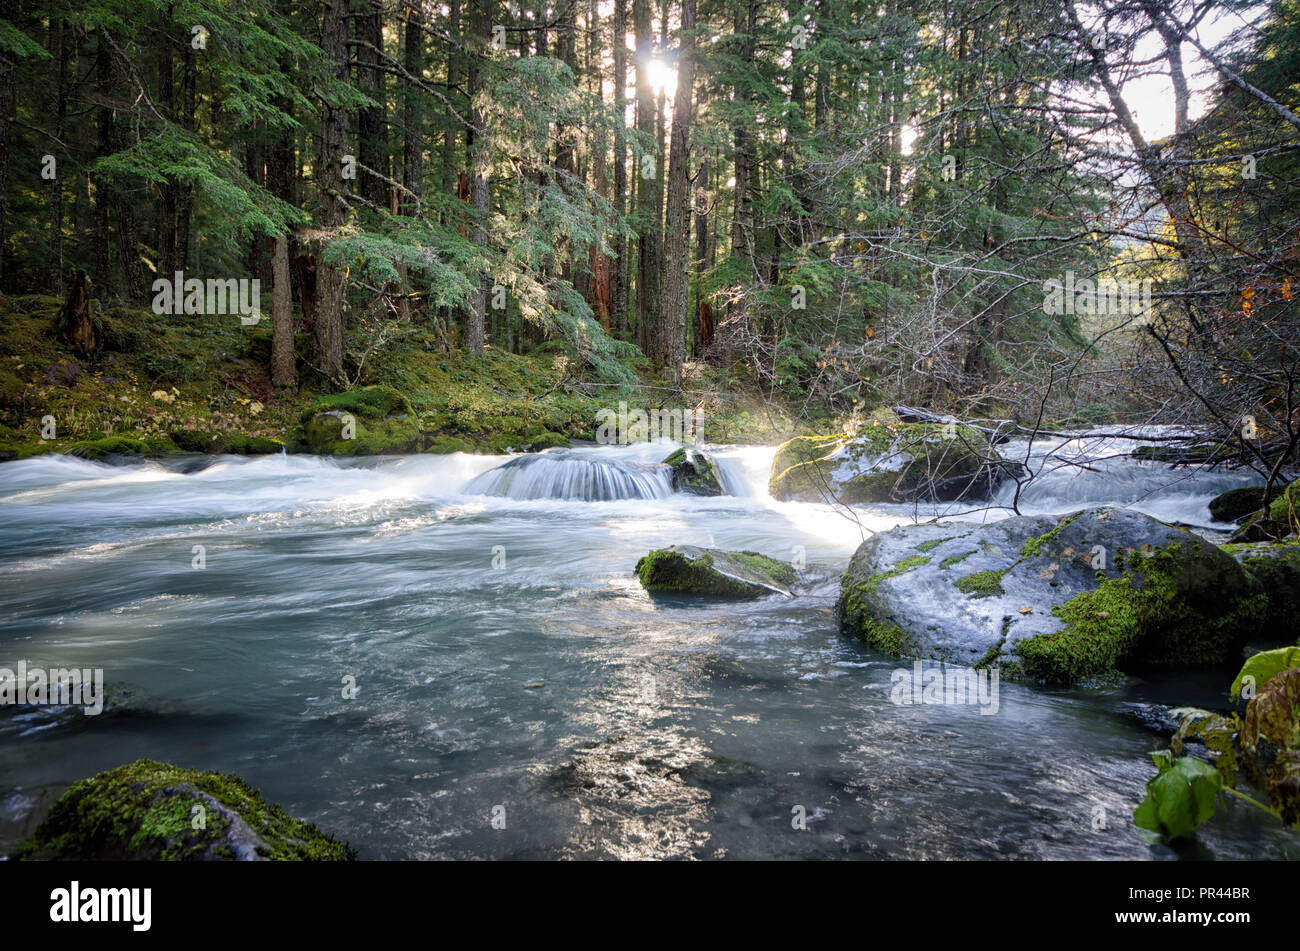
<box><xmin>1</xmin><ymin>435</ymin><xmax>1297</xmax><ymax>859</ymax></box>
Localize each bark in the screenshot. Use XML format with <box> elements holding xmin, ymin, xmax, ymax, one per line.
<box><xmin>0</xmin><ymin>0</ymin><xmax>14</xmax><ymax>290</ymax></box>
<box><xmin>633</xmin><ymin>0</ymin><xmax>659</xmax><ymax>353</ymax></box>
<box><xmin>314</xmin><ymin>0</ymin><xmax>350</xmax><ymax>382</ymax></box>
<box><xmin>660</xmin><ymin>0</ymin><xmax>696</xmax><ymax>383</ymax></box>
<box><xmin>611</xmin><ymin>0</ymin><xmax>629</xmax><ymax>338</ymax></box>
<box><xmin>47</xmin><ymin>14</ymin><xmax>68</xmax><ymax>293</ymax></box>
<box><xmin>272</xmin><ymin>235</ymin><xmax>296</xmax><ymax>387</ymax></box>
<box><xmin>355</xmin><ymin>0</ymin><xmax>386</xmax><ymax>209</ymax></box>
<box><xmin>465</xmin><ymin>0</ymin><xmax>494</xmax><ymax>356</ymax></box>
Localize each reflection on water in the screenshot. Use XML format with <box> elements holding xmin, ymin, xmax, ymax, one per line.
<box><xmin>0</xmin><ymin>438</ymin><xmax>1295</xmax><ymax>859</ymax></box>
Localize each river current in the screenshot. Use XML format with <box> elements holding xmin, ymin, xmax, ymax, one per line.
<box><xmin>1</xmin><ymin>433</ymin><xmax>1296</xmax><ymax>859</ymax></box>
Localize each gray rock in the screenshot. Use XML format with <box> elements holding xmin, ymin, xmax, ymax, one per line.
<box><xmin>836</xmin><ymin>507</ymin><xmax>1264</xmax><ymax>683</ymax></box>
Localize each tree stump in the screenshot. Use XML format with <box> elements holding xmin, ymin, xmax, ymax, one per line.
<box><xmin>56</xmin><ymin>270</ymin><xmax>102</xmax><ymax>357</ymax></box>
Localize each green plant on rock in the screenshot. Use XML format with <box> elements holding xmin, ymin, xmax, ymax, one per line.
<box><xmin>1133</xmin><ymin>649</ymin><xmax>1300</xmax><ymax>843</ymax></box>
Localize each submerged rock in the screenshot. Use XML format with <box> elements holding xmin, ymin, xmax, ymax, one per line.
<box><xmin>769</xmin><ymin>419</ymin><xmax>1022</xmax><ymax>504</ymax></box>
<box><xmin>661</xmin><ymin>447</ymin><xmax>724</xmax><ymax>496</ymax></box>
<box><xmin>836</xmin><ymin>507</ymin><xmax>1265</xmax><ymax>684</ymax></box>
<box><xmin>636</xmin><ymin>545</ymin><xmax>796</xmax><ymax>598</ymax></box>
<box><xmin>12</xmin><ymin>759</ymin><xmax>354</xmax><ymax>861</ymax></box>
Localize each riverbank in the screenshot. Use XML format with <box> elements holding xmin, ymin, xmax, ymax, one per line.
<box><xmin>0</xmin><ymin>294</ymin><xmax>822</xmax><ymax>462</ymax></box>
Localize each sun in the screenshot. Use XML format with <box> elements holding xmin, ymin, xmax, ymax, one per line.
<box><xmin>645</xmin><ymin>56</ymin><xmax>678</xmax><ymax>99</ymax></box>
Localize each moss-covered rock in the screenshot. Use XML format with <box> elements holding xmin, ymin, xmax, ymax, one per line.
<box><xmin>661</xmin><ymin>447</ymin><xmax>724</xmax><ymax>496</ymax></box>
<box><xmin>1208</xmin><ymin>486</ymin><xmax>1268</xmax><ymax>524</ymax></box>
<box><xmin>62</xmin><ymin>434</ymin><xmax>178</xmax><ymax>460</ymax></box>
<box><xmin>636</xmin><ymin>545</ymin><xmax>796</xmax><ymax>598</ymax></box>
<box><xmin>1266</xmin><ymin>479</ymin><xmax>1300</xmax><ymax>526</ymax></box>
<box><xmin>168</xmin><ymin>429</ymin><xmax>284</xmax><ymax>454</ymax></box>
<box><xmin>296</xmin><ymin>385</ymin><xmax>421</xmax><ymax>455</ymax></box>
<box><xmin>769</xmin><ymin>418</ymin><xmax>1020</xmax><ymax>504</ymax></box>
<box><xmin>837</xmin><ymin>507</ymin><xmax>1265</xmax><ymax>684</ymax></box>
<box><xmin>1222</xmin><ymin>540</ymin><xmax>1300</xmax><ymax>640</ymax></box>
<box><xmin>12</xmin><ymin>759</ymin><xmax>354</xmax><ymax>861</ymax></box>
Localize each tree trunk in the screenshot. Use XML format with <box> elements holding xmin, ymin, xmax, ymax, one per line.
<box><xmin>314</xmin><ymin>0</ymin><xmax>350</xmax><ymax>383</ymax></box>
<box><xmin>272</xmin><ymin>235</ymin><xmax>296</xmax><ymax>387</ymax></box>
<box><xmin>464</xmin><ymin>0</ymin><xmax>494</xmax><ymax>356</ymax></box>
<box><xmin>47</xmin><ymin>13</ymin><xmax>68</xmax><ymax>293</ymax></box>
<box><xmin>660</xmin><ymin>0</ymin><xmax>697</xmax><ymax>383</ymax></box>
<box><xmin>633</xmin><ymin>0</ymin><xmax>659</xmax><ymax>354</ymax></box>
<box><xmin>611</xmin><ymin>0</ymin><xmax>629</xmax><ymax>338</ymax></box>
<box><xmin>355</xmin><ymin>0</ymin><xmax>386</xmax><ymax>209</ymax></box>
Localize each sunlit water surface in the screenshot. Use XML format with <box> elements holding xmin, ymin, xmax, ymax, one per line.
<box><xmin>1</xmin><ymin>435</ymin><xmax>1296</xmax><ymax>859</ymax></box>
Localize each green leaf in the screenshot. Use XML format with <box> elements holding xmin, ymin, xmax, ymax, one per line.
<box><xmin>1231</xmin><ymin>647</ymin><xmax>1300</xmax><ymax>701</ymax></box>
<box><xmin>1133</xmin><ymin>755</ymin><xmax>1222</xmax><ymax>841</ymax></box>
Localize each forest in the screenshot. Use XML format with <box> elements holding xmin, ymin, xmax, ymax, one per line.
<box><xmin>0</xmin><ymin>0</ymin><xmax>1294</xmax><ymax>454</ymax></box>
<box><xmin>1</xmin><ymin>0</ymin><xmax>1300</xmax><ymax>868</ymax></box>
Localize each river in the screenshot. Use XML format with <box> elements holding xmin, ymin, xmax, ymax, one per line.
<box><xmin>1</xmin><ymin>434</ymin><xmax>1296</xmax><ymax>859</ymax></box>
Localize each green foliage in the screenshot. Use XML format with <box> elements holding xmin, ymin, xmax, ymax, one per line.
<box><xmin>1232</xmin><ymin>647</ymin><xmax>1300</xmax><ymax>701</ymax></box>
<box><xmin>1133</xmin><ymin>751</ymin><xmax>1223</xmax><ymax>843</ymax></box>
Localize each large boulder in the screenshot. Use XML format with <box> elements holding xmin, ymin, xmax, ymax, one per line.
<box><xmin>836</xmin><ymin>507</ymin><xmax>1265</xmax><ymax>684</ymax></box>
<box><xmin>661</xmin><ymin>447</ymin><xmax>724</xmax><ymax>496</ymax></box>
<box><xmin>1208</xmin><ymin>486</ymin><xmax>1267</xmax><ymax>523</ymax></box>
<box><xmin>12</xmin><ymin>759</ymin><xmax>354</xmax><ymax>861</ymax></box>
<box><xmin>1222</xmin><ymin>541</ymin><xmax>1300</xmax><ymax>640</ymax></box>
<box><xmin>769</xmin><ymin>419</ymin><xmax>1022</xmax><ymax>504</ymax></box>
<box><xmin>637</xmin><ymin>545</ymin><xmax>796</xmax><ymax>598</ymax></box>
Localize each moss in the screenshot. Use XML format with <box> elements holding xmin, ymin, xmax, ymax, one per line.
<box><xmin>1019</xmin><ymin>511</ymin><xmax>1083</xmax><ymax>559</ymax></box>
<box><xmin>916</xmin><ymin>537</ymin><xmax>950</xmax><ymax>554</ymax></box>
<box><xmin>169</xmin><ymin>429</ymin><xmax>283</xmax><ymax>454</ymax></box>
<box><xmin>636</xmin><ymin>549</ymin><xmax>767</xmax><ymax>598</ymax></box>
<box><xmin>1017</xmin><ymin>541</ymin><xmax>1266</xmax><ymax>684</ymax></box>
<box><xmin>853</xmin><ymin>616</ymin><xmax>919</xmax><ymax>655</ymax></box>
<box><xmin>835</xmin><ymin>552</ymin><xmax>932</xmax><ymax>656</ymax></box>
<box><xmin>299</xmin><ymin>384</ymin><xmax>412</xmax><ymax>422</ymax></box>
<box><xmin>13</xmin><ymin>759</ymin><xmax>354</xmax><ymax>861</ymax></box>
<box><xmin>730</xmin><ymin>549</ymin><xmax>798</xmax><ymax>586</ymax></box>
<box><xmin>1267</xmin><ymin>480</ymin><xmax>1300</xmax><ymax>526</ymax></box>
<box><xmin>1232</xmin><ymin>542</ymin><xmax>1300</xmax><ymax>638</ymax></box>
<box><xmin>895</xmin><ymin>554</ymin><xmax>932</xmax><ymax>570</ymax></box>
<box><xmin>525</xmin><ymin>431</ymin><xmax>569</xmax><ymax>450</ymax></box>
<box><xmin>1208</xmin><ymin>486</ymin><xmax>1268</xmax><ymax>523</ymax></box>
<box><xmin>955</xmin><ymin>569</ymin><xmax>1006</xmax><ymax>598</ymax></box>
<box><xmin>770</xmin><ymin>434</ymin><xmax>841</xmax><ymax>480</ymax></box>
<box><xmin>940</xmin><ymin>550</ymin><xmax>976</xmax><ymax>569</ymax></box>
<box><xmin>426</xmin><ymin>435</ymin><xmax>475</xmax><ymax>454</ymax></box>
<box><xmin>62</xmin><ymin>434</ymin><xmax>178</xmax><ymax>460</ymax></box>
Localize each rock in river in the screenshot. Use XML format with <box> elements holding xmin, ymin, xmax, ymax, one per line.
<box><xmin>12</xmin><ymin>759</ymin><xmax>354</xmax><ymax>861</ymax></box>
<box><xmin>836</xmin><ymin>507</ymin><xmax>1265</xmax><ymax>684</ymax></box>
<box><xmin>637</xmin><ymin>545</ymin><xmax>796</xmax><ymax>598</ymax></box>
<box><xmin>661</xmin><ymin>447</ymin><xmax>724</xmax><ymax>496</ymax></box>
<box><xmin>769</xmin><ymin>418</ymin><xmax>1023</xmax><ymax>504</ymax></box>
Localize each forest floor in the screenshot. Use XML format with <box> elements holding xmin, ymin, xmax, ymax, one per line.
<box><xmin>0</xmin><ymin>294</ymin><xmax>825</xmax><ymax>461</ymax></box>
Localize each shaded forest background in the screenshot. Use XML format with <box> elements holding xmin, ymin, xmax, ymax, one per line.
<box><xmin>0</xmin><ymin>0</ymin><xmax>1298</xmax><ymax>444</ymax></box>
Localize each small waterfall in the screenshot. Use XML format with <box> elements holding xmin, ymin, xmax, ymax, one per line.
<box><xmin>990</xmin><ymin>433</ymin><xmax>1262</xmax><ymax>521</ymax></box>
<box><xmin>462</xmin><ymin>452</ymin><xmax>675</xmax><ymax>501</ymax></box>
<box><xmin>713</xmin><ymin>446</ymin><xmax>777</xmax><ymax>499</ymax></box>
